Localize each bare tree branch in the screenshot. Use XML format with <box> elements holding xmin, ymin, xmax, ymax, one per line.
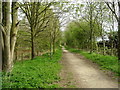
<box><xmin>105</xmin><ymin>2</ymin><xmax>119</xmax><ymax>21</ymax></box>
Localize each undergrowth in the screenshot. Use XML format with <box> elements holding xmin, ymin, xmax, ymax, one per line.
<box><xmin>2</xmin><ymin>49</ymin><xmax>62</xmax><ymax>88</ymax></box>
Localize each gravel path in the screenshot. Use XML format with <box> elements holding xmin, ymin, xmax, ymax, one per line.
<box><xmin>62</xmin><ymin>48</ymin><xmax>118</xmax><ymax>88</ymax></box>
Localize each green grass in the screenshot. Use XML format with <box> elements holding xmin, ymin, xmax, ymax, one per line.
<box><xmin>66</xmin><ymin>47</ymin><xmax>120</xmax><ymax>76</ymax></box>
<box><xmin>2</xmin><ymin>49</ymin><xmax>62</xmax><ymax>88</ymax></box>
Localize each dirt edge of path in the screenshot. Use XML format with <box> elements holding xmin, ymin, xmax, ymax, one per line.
<box><xmin>57</xmin><ymin>55</ymin><xmax>79</xmax><ymax>88</ymax></box>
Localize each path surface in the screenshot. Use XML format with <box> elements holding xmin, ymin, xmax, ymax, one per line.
<box><xmin>61</xmin><ymin>48</ymin><xmax>119</xmax><ymax>88</ymax></box>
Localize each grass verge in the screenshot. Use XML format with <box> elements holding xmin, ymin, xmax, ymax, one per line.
<box><xmin>66</xmin><ymin>47</ymin><xmax>119</xmax><ymax>76</ymax></box>
<box><xmin>2</xmin><ymin>49</ymin><xmax>62</xmax><ymax>88</ymax></box>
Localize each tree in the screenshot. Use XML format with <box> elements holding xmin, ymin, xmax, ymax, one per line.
<box><xmin>15</xmin><ymin>17</ymin><xmax>31</xmax><ymax>61</ymax></box>
<box><xmin>51</xmin><ymin>15</ymin><xmax>60</xmax><ymax>54</ymax></box>
<box><xmin>2</xmin><ymin>1</ymin><xmax>11</xmax><ymax>72</ymax></box>
<box><xmin>15</xmin><ymin>4</ymin><xmax>61</xmax><ymax>60</ymax></box>
<box><xmin>70</xmin><ymin>2</ymin><xmax>100</xmax><ymax>53</ymax></box>
<box><xmin>0</xmin><ymin>0</ymin><xmax>2</xmax><ymax>71</ymax></box>
<box><xmin>10</xmin><ymin>2</ymin><xmax>19</xmax><ymax>65</ymax></box>
<box><xmin>1</xmin><ymin>1</ymin><xmax>19</xmax><ymax>72</ymax></box>
<box><xmin>106</xmin><ymin>2</ymin><xmax>120</xmax><ymax>60</ymax></box>
<box><xmin>64</xmin><ymin>20</ymin><xmax>100</xmax><ymax>50</ymax></box>
<box><xmin>108</xmin><ymin>31</ymin><xmax>118</xmax><ymax>47</ymax></box>
<box><xmin>89</xmin><ymin>2</ymin><xmax>94</xmax><ymax>53</ymax></box>
<box><xmin>97</xmin><ymin>3</ymin><xmax>107</xmax><ymax>55</ymax></box>
<box><xmin>19</xmin><ymin>2</ymin><xmax>52</xmax><ymax>59</ymax></box>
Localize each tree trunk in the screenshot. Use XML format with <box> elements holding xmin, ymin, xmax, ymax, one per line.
<box><xmin>118</xmin><ymin>2</ymin><xmax>120</xmax><ymax>60</ymax></box>
<box><xmin>0</xmin><ymin>0</ymin><xmax>2</xmax><ymax>71</ymax></box>
<box><xmin>118</xmin><ymin>25</ymin><xmax>120</xmax><ymax>59</ymax></box>
<box><xmin>53</xmin><ymin>32</ymin><xmax>56</xmax><ymax>54</ymax></box>
<box><xmin>111</xmin><ymin>13</ymin><xmax>114</xmax><ymax>56</ymax></box>
<box><xmin>2</xmin><ymin>2</ymin><xmax>11</xmax><ymax>72</ymax></box>
<box><xmin>14</xmin><ymin>41</ymin><xmax>18</xmax><ymax>61</ymax></box>
<box><xmin>53</xmin><ymin>38</ymin><xmax>55</xmax><ymax>54</ymax></box>
<box><xmin>90</xmin><ymin>3</ymin><xmax>93</xmax><ymax>54</ymax></box>
<box><xmin>15</xmin><ymin>49</ymin><xmax>17</xmax><ymax>60</ymax></box>
<box><xmin>50</xmin><ymin>31</ymin><xmax>52</xmax><ymax>57</ymax></box>
<box><xmin>106</xmin><ymin>2</ymin><xmax>120</xmax><ymax>60</ymax></box>
<box><xmin>31</xmin><ymin>28</ymin><xmax>35</xmax><ymax>59</ymax></box>
<box><xmin>99</xmin><ymin>4</ymin><xmax>105</xmax><ymax>55</ymax></box>
<box><xmin>2</xmin><ymin>1</ymin><xmax>18</xmax><ymax>72</ymax></box>
<box><xmin>10</xmin><ymin>2</ymin><xmax>18</xmax><ymax>64</ymax></box>
<box><xmin>102</xmin><ymin>36</ymin><xmax>106</xmax><ymax>55</ymax></box>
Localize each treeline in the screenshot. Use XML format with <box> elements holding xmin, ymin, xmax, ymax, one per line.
<box><xmin>15</xmin><ymin>2</ymin><xmax>61</xmax><ymax>61</ymax></box>
<box><xmin>0</xmin><ymin>1</ymin><xmax>61</xmax><ymax>72</ymax></box>
<box><xmin>64</xmin><ymin>2</ymin><xmax>120</xmax><ymax>59</ymax></box>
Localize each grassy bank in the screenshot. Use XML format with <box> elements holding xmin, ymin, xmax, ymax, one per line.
<box><xmin>66</xmin><ymin>47</ymin><xmax>119</xmax><ymax>76</ymax></box>
<box><xmin>2</xmin><ymin>49</ymin><xmax>62</xmax><ymax>88</ymax></box>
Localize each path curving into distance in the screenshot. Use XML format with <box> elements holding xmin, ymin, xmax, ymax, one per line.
<box><xmin>62</xmin><ymin>48</ymin><xmax>118</xmax><ymax>88</ymax></box>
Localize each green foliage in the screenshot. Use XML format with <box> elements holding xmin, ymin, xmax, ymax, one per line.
<box><xmin>17</xmin><ymin>3</ymin><xmax>61</xmax><ymax>60</ymax></box>
<box><xmin>66</xmin><ymin>47</ymin><xmax>119</xmax><ymax>76</ymax></box>
<box><xmin>64</xmin><ymin>20</ymin><xmax>101</xmax><ymax>49</ymax></box>
<box><xmin>2</xmin><ymin>49</ymin><xmax>62</xmax><ymax>88</ymax></box>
